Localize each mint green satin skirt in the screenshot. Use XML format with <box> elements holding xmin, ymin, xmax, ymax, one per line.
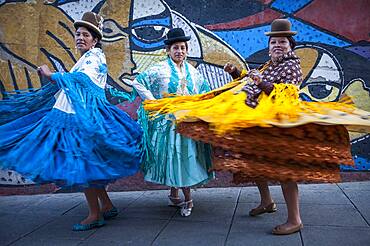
<box><xmin>143</xmin><ymin>118</ymin><xmax>214</xmax><ymax>187</ymax></box>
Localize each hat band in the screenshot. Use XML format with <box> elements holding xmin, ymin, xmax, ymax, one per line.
<box><xmin>74</xmin><ymin>20</ymin><xmax>103</xmax><ymax>38</ymax></box>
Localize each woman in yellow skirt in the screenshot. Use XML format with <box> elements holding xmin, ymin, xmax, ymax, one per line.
<box><xmin>143</xmin><ymin>19</ymin><xmax>370</xmax><ymax>235</ymax></box>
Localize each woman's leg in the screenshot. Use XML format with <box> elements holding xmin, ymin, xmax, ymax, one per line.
<box><xmin>96</xmin><ymin>188</ymin><xmax>118</xmax><ymax>220</ymax></box>
<box><xmin>96</xmin><ymin>188</ymin><xmax>114</xmax><ymax>212</ymax></box>
<box><xmin>249</xmin><ymin>181</ymin><xmax>276</xmax><ymax>216</ymax></box>
<box><xmin>180</xmin><ymin>187</ymin><xmax>193</xmax><ymax>217</ymax></box>
<box><xmin>256</xmin><ymin>181</ymin><xmax>274</xmax><ymax>207</ymax></box>
<box><xmin>170</xmin><ymin>187</ymin><xmax>179</xmax><ymax>198</ymax></box>
<box><xmin>272</xmin><ymin>181</ymin><xmax>302</xmax><ymax>234</ymax></box>
<box><xmin>81</xmin><ymin>188</ymin><xmax>101</xmax><ymax>224</ymax></box>
<box><xmin>182</xmin><ymin>187</ymin><xmax>192</xmax><ymax>204</ymax></box>
<box><xmin>168</xmin><ymin>187</ymin><xmax>183</xmax><ymax>206</ymax></box>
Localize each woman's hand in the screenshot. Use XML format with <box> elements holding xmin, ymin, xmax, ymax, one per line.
<box><xmin>37</xmin><ymin>65</ymin><xmax>54</xmax><ymax>81</ymax></box>
<box><xmin>248</xmin><ymin>69</ymin><xmax>262</xmax><ymax>85</ymax></box>
<box><xmin>223</xmin><ymin>62</ymin><xmax>236</xmax><ymax>74</ymax></box>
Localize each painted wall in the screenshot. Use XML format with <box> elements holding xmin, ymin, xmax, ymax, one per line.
<box><xmin>1</xmin><ymin>0</ymin><xmax>369</xmax><ymax>185</ymax></box>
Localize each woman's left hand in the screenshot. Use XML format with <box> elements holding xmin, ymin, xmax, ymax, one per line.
<box><xmin>248</xmin><ymin>69</ymin><xmax>262</xmax><ymax>85</ymax></box>
<box><xmin>37</xmin><ymin>65</ymin><xmax>54</xmax><ymax>81</ymax></box>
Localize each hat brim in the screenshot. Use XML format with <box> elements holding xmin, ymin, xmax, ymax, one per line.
<box><xmin>264</xmin><ymin>31</ymin><xmax>297</xmax><ymax>37</ymax></box>
<box><xmin>74</xmin><ymin>20</ymin><xmax>103</xmax><ymax>39</ymax></box>
<box><xmin>164</xmin><ymin>36</ymin><xmax>191</xmax><ymax>45</ymax></box>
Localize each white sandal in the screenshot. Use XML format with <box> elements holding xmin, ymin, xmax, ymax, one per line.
<box><xmin>180</xmin><ymin>200</ymin><xmax>193</xmax><ymax>217</ymax></box>
<box><xmin>168</xmin><ymin>195</ymin><xmax>184</xmax><ymax>207</ymax></box>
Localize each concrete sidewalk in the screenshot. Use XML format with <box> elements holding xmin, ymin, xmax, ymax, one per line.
<box><xmin>1</xmin><ymin>182</ymin><xmax>369</xmax><ymax>246</ymax></box>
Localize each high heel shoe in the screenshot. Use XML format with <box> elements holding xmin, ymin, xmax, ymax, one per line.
<box><xmin>180</xmin><ymin>200</ymin><xmax>193</xmax><ymax>217</ymax></box>
<box><xmin>168</xmin><ymin>195</ymin><xmax>184</xmax><ymax>207</ymax></box>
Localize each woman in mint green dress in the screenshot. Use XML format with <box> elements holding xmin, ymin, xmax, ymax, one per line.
<box><xmin>131</xmin><ymin>28</ymin><xmax>214</xmax><ymax>217</ymax></box>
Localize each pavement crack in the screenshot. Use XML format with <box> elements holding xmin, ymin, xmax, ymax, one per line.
<box><xmin>150</xmin><ymin>207</ymin><xmax>178</xmax><ymax>245</ymax></box>
<box><xmin>7</xmin><ymin>218</ymin><xmax>57</xmax><ymax>246</ymax></box>
<box><xmin>61</xmin><ymin>202</ymin><xmax>83</xmax><ymax>215</ymax></box>
<box><xmin>223</xmin><ymin>187</ymin><xmax>241</xmax><ymax>246</ymax></box>
<box><xmin>336</xmin><ymin>183</ymin><xmax>370</xmax><ymax>227</ymax></box>
<box><xmin>299</xmin><ymin>230</ymin><xmax>305</xmax><ymax>246</ymax></box>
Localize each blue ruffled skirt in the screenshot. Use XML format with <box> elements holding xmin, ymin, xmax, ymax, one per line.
<box><xmin>0</xmin><ymin>72</ymin><xmax>143</xmax><ymax>187</ymax></box>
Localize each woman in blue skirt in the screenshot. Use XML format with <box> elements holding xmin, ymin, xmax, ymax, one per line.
<box><xmin>0</xmin><ymin>12</ymin><xmax>143</xmax><ymax>231</ymax></box>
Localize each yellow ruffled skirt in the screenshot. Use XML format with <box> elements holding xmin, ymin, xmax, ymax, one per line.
<box><xmin>143</xmin><ymin>79</ymin><xmax>370</xmax><ymax>183</ymax></box>
<box><xmin>144</xmin><ymin>79</ymin><xmax>370</xmax><ymax>134</ymax></box>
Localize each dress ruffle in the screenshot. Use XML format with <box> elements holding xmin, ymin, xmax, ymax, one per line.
<box><xmin>0</xmin><ymin>72</ymin><xmax>143</xmax><ymax>187</ymax></box>
<box><xmin>0</xmin><ymin>83</ymin><xmax>58</xmax><ymax>125</ymax></box>
<box><xmin>143</xmin><ymin>80</ymin><xmax>370</xmax><ymax>134</ymax></box>
<box><xmin>111</xmin><ymin>88</ymin><xmax>213</xmax><ymax>187</ymax></box>
<box><xmin>143</xmin><ymin>79</ymin><xmax>370</xmax><ymax>183</ymax></box>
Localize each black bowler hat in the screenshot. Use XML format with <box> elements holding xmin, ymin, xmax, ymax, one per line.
<box><xmin>164</xmin><ymin>28</ymin><xmax>191</xmax><ymax>45</ymax></box>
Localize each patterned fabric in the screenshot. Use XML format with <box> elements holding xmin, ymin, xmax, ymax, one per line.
<box><xmin>243</xmin><ymin>50</ymin><xmax>303</xmax><ymax>108</ymax></box>
<box><xmin>133</xmin><ymin>57</ymin><xmax>214</xmax><ymax>187</ymax></box>
<box><xmin>133</xmin><ymin>57</ymin><xmax>210</xmax><ymax>100</ymax></box>
<box><xmin>53</xmin><ymin>48</ymin><xmax>107</xmax><ymax>113</ymax></box>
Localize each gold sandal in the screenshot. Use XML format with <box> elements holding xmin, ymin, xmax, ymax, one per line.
<box><xmin>249</xmin><ymin>202</ymin><xmax>277</xmax><ymax>216</ymax></box>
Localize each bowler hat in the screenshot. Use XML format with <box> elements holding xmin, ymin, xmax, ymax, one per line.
<box><xmin>265</xmin><ymin>19</ymin><xmax>297</xmax><ymax>37</ymax></box>
<box><xmin>164</xmin><ymin>28</ymin><xmax>191</xmax><ymax>45</ymax></box>
<box><xmin>74</xmin><ymin>12</ymin><xmax>104</xmax><ymax>39</ymax></box>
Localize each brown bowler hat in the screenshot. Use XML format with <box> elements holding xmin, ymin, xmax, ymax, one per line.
<box><xmin>74</xmin><ymin>12</ymin><xmax>104</xmax><ymax>39</ymax></box>
<box><xmin>265</xmin><ymin>19</ymin><xmax>297</xmax><ymax>37</ymax></box>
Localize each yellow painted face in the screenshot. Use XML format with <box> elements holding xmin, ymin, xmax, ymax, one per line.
<box><xmin>0</xmin><ymin>2</ymin><xmax>77</xmax><ymax>98</ymax></box>
<box><xmin>99</xmin><ymin>0</ymin><xmax>246</xmax><ymax>92</ymax></box>
<box><xmin>296</xmin><ymin>45</ymin><xmax>370</xmax><ymax>140</ymax></box>
<box><xmin>0</xmin><ymin>0</ymin><xmax>246</xmax><ymax>98</ymax></box>
<box><xmin>296</xmin><ymin>45</ymin><xmax>369</xmax><ymax>110</ymax></box>
<box><xmin>296</xmin><ymin>47</ymin><xmax>342</xmax><ymax>102</ymax></box>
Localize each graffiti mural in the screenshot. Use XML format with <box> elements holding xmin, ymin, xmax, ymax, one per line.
<box><xmin>194</xmin><ymin>0</ymin><xmax>370</xmax><ymax>171</ymax></box>
<box><xmin>0</xmin><ymin>0</ymin><xmax>369</xmax><ymax>185</ymax></box>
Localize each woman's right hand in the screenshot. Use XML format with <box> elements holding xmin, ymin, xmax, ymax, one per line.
<box><xmin>37</xmin><ymin>65</ymin><xmax>54</xmax><ymax>81</ymax></box>
<box><xmin>223</xmin><ymin>62</ymin><xmax>236</xmax><ymax>74</ymax></box>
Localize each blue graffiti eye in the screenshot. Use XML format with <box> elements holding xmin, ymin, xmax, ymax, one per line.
<box><xmin>308</xmin><ymin>83</ymin><xmax>333</xmax><ymax>99</ymax></box>
<box><xmin>131</xmin><ymin>25</ymin><xmax>169</xmax><ymax>51</ymax></box>
<box><xmin>132</xmin><ymin>25</ymin><xmax>169</xmax><ymax>43</ymax></box>
<box><xmin>102</xmin><ymin>19</ymin><xmax>128</xmax><ymax>42</ymax></box>
<box><xmin>130</xmin><ymin>17</ymin><xmax>171</xmax><ymax>51</ymax></box>
<box><xmin>299</xmin><ymin>93</ymin><xmax>313</xmax><ymax>102</ymax></box>
<box><xmin>301</xmin><ymin>82</ymin><xmax>341</xmax><ymax>102</ymax></box>
<box><xmin>103</xmin><ymin>27</ymin><xmax>113</xmax><ymax>34</ymax></box>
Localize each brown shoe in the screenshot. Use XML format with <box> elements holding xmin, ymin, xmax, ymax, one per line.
<box><xmin>272</xmin><ymin>223</ymin><xmax>303</xmax><ymax>235</ymax></box>
<box><xmin>249</xmin><ymin>202</ymin><xmax>277</xmax><ymax>216</ymax></box>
